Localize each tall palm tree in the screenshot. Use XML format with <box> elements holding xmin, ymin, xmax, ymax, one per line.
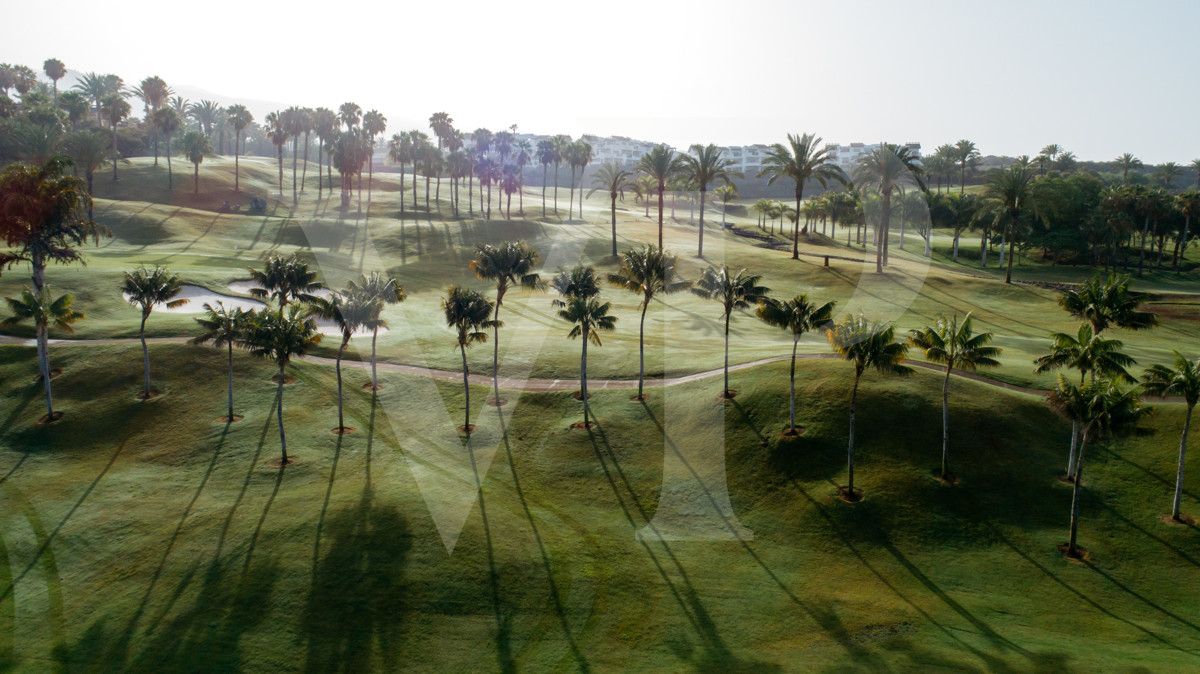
<box><xmin>637</xmin><ymin>145</ymin><xmax>685</xmax><ymax>248</ymax></box>
<box><xmin>387</xmin><ymin>131</ymin><xmax>413</xmax><ymax>215</ymax></box>
<box><xmin>681</xmin><ymin>144</ymin><xmax>742</xmax><ymax>257</ymax></box>
<box><xmin>573</xmin><ymin>140</ymin><xmax>594</xmax><ymax>220</ymax></box>
<box><xmin>443</xmin><ymin>285</ymin><xmax>498</xmax><ymax>435</ymax></box>
<box><xmin>713</xmin><ymin>185</ymin><xmax>739</xmax><ymax>229</ymax></box>
<box><xmin>954</xmin><ymin>139</ymin><xmax>980</xmax><ymax>194</ymax></box>
<box><xmin>1048</xmin><ymin>375</ymin><xmax>1146</xmax><ymax>557</ymax></box>
<box><xmin>1157</xmin><ymin>162</ymin><xmax>1183</xmax><ymax>190</ymax></box>
<box><xmin>244</xmin><ymin>305</ymin><xmax>322</xmax><ymax>465</ymax></box>
<box><xmin>338</xmin><ymin>102</ymin><xmax>361</xmax><ymax>131</ymax></box>
<box><xmin>826</xmin><ymin>314</ymin><xmax>912</xmax><ymax>499</ymax></box>
<box><xmin>309</xmin><ymin>288</ymin><xmax>379</xmax><ymax>433</ymax></box>
<box><xmin>983</xmin><ymin>164</ymin><xmax>1040</xmax><ymax>283</ymax></box>
<box><xmin>264</xmin><ymin>111</ymin><xmax>287</xmax><ymax>195</ymax></box>
<box><xmin>122</xmin><ymin>265</ymin><xmax>187</xmax><ymax>399</ymax></box>
<box><xmin>2</xmin><ymin>286</ymin><xmax>83</xmax><ymax>422</ymax></box>
<box><xmin>311</xmin><ymin>107</ymin><xmax>337</xmax><ymax>198</ymax></box>
<box><xmin>1058</xmin><ymin>273</ymin><xmax>1158</xmax><ymax>335</ymax></box>
<box><xmin>153</xmin><ymin>107</ymin><xmax>182</xmax><ymax>190</ymax></box>
<box><xmin>607</xmin><ymin>245</ymin><xmax>690</xmax><ymax>400</ymax></box>
<box><xmin>588</xmin><ymin>163</ymin><xmax>634</xmax><ymax>255</ymax></box>
<box><xmin>1113</xmin><ymin>153</ymin><xmax>1143</xmax><ymax>184</ymax></box>
<box><xmin>131</xmin><ymin>75</ymin><xmax>168</xmax><ymax>163</ymax></box>
<box><xmin>282</xmin><ymin>107</ymin><xmax>310</xmax><ymax>204</ymax></box>
<box><xmin>429</xmin><ymin>111</ymin><xmax>454</xmax><ymax>149</ymax></box>
<box><xmin>558</xmin><ymin>294</ymin><xmax>617</xmax><ymax>427</ymax></box>
<box><xmin>42</xmin><ymin>58</ymin><xmax>66</xmax><ymax>101</ymax></box>
<box><xmin>550</xmin><ymin>134</ymin><xmax>571</xmax><ymax>216</ymax></box>
<box><xmin>691</xmin><ymin>265</ymin><xmax>769</xmax><ymax>398</ymax></box>
<box><xmin>907</xmin><ymin>313</ymin><xmax>1002</xmax><ymax>479</ymax></box>
<box><xmin>469</xmin><ymin>242</ymin><xmax>543</xmax><ymax>390</ymax></box>
<box><xmin>74</xmin><ymin>71</ymin><xmax>125</xmax><ymax>128</ymax></box>
<box><xmin>192</xmin><ymin>302</ymin><xmax>251</xmax><ymax>422</ymax></box>
<box><xmin>180</xmin><ymin>130</ymin><xmax>212</xmax><ymax>195</ymax></box>
<box><xmin>852</xmin><ymin>143</ymin><xmax>925</xmax><ymax>272</ymax></box>
<box><xmin>66</xmin><ymin>130</ymin><xmax>114</xmax><ymax>218</ymax></box>
<box><xmin>225</xmin><ymin>104</ymin><xmax>253</xmax><ymax>192</ymax></box>
<box><xmin>363</xmin><ymin>109</ymin><xmax>387</xmax><ymax>202</ymax></box>
<box><xmin>758</xmin><ymin>133</ymin><xmax>847</xmax><ymax>259</ymax></box>
<box><xmin>97</xmin><ymin>93</ymin><xmax>130</xmax><ymax>183</ymax></box>
<box><xmin>514</xmin><ymin>139</ymin><xmax>533</xmax><ymax>215</ymax></box>
<box><xmin>346</xmin><ymin>272</ymin><xmax>407</xmax><ymax>391</ymax></box>
<box><xmin>537</xmin><ymin>139</ymin><xmax>555</xmax><ymax>217</ymax></box>
<box><xmin>757</xmin><ymin>295</ymin><xmax>836</xmax><ymax>433</ymax></box>
<box><xmin>247</xmin><ymin>253</ymin><xmax>324</xmax><ymax>306</ymax></box>
<box><xmin>1142</xmin><ymin>354</ymin><xmax>1200</xmax><ymax>521</ymax></box>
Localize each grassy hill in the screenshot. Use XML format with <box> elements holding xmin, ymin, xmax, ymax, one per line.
<box><xmin>2</xmin><ymin>158</ymin><xmax>1199</xmax><ymax>671</ymax></box>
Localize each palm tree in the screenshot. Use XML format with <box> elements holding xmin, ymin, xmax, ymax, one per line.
<box><xmin>853</xmin><ymin>143</ymin><xmax>925</xmax><ymax>272</ymax></box>
<box><xmin>757</xmin><ymin>133</ymin><xmax>847</xmax><ymax>258</ymax></box>
<box><xmin>2</xmin><ymin>286</ymin><xmax>83</xmax><ymax>422</ymax></box>
<box><xmin>680</xmin><ymin>144</ymin><xmax>742</xmax><ymax>257</ymax></box>
<box><xmin>281</xmin><ymin>107</ymin><xmax>309</xmax><ymax>204</ymax></box>
<box><xmin>557</xmin><ymin>294</ymin><xmax>617</xmax><ymax>427</ymax></box>
<box><xmin>1048</xmin><ymin>375</ymin><xmax>1146</xmax><ymax>557</ymax></box>
<box><xmin>550</xmin><ymin>134</ymin><xmax>571</xmax><ymax>216</ymax></box>
<box><xmin>713</xmin><ymin>185</ymin><xmax>739</xmax><ymax>229</ymax></box>
<box><xmin>309</xmin><ymin>288</ymin><xmax>379</xmax><ymax>434</ymax></box>
<box><xmin>637</xmin><ymin>145</ymin><xmax>685</xmax><ymax>248</ymax></box>
<box><xmin>43</xmin><ymin>58</ymin><xmax>66</xmax><ymax>101</ymax></box>
<box><xmin>443</xmin><ymin>285</ymin><xmax>498</xmax><ymax>434</ymax></box>
<box><xmin>192</xmin><ymin>302</ymin><xmax>251</xmax><ymax>422</ymax></box>
<box><xmin>588</xmin><ymin>163</ymin><xmax>634</xmax><ymax>256</ymax></box>
<box><xmin>954</xmin><ymin>139</ymin><xmax>980</xmax><ymax>194</ymax></box>
<box><xmin>58</xmin><ymin>91</ymin><xmax>91</xmax><ymax>130</ymax></box>
<box><xmin>362</xmin><ymin>109</ymin><xmax>387</xmax><ymax>202</ymax></box>
<box><xmin>247</xmin><ymin>253</ymin><xmax>324</xmax><ymax>306</ymax></box>
<box><xmin>225</xmin><ymin>104</ymin><xmax>253</xmax><ymax>192</ymax></box>
<box><xmin>1157</xmin><ymin>162</ymin><xmax>1183</xmax><ymax>190</ymax></box>
<box><xmin>244</xmin><ymin>305</ymin><xmax>322</xmax><ymax>465</ymax></box>
<box><xmin>514</xmin><ymin>139</ymin><xmax>533</xmax><ymax>215</ymax></box>
<box><xmin>1141</xmin><ymin>354</ymin><xmax>1200</xmax><ymax>521</ymax></box>
<box><xmin>153</xmin><ymin>107</ymin><xmax>181</xmax><ymax>190</ymax></box>
<box><xmin>1058</xmin><ymin>273</ymin><xmax>1158</xmax><ymax>335</ymax></box>
<box><xmin>66</xmin><ymin>130</ymin><xmax>114</xmax><ymax>218</ymax></box>
<box><xmin>187</xmin><ymin>100</ymin><xmax>223</xmax><ymax>139</ymax></box>
<box><xmin>131</xmin><ymin>75</ymin><xmax>168</xmax><ymax>162</ymax></box>
<box><xmin>180</xmin><ymin>130</ymin><xmax>212</xmax><ymax>195</ymax></box>
<box><xmin>469</xmin><ymin>242</ymin><xmax>543</xmax><ymax>391</ymax></box>
<box><xmin>757</xmin><ymin>295</ymin><xmax>836</xmax><ymax>434</ymax></box>
<box><xmin>573</xmin><ymin>140</ymin><xmax>594</xmax><ymax>220</ymax></box>
<box><xmin>346</xmin><ymin>272</ymin><xmax>406</xmax><ymax>391</ymax></box>
<box><xmin>74</xmin><ymin>71</ymin><xmax>124</xmax><ymax>127</ymax></box>
<box><xmin>983</xmin><ymin>164</ymin><xmax>1040</xmax><ymax>283</ymax></box>
<box><xmin>122</xmin><ymin>265</ymin><xmax>187</xmax><ymax>399</ymax></box>
<box><xmin>1113</xmin><ymin>153</ymin><xmax>1143</xmax><ymax>184</ymax></box>
<box><xmin>98</xmin><ymin>93</ymin><xmax>130</xmax><ymax>185</ymax></box>
<box><xmin>537</xmin><ymin>139</ymin><xmax>555</xmax><ymax>217</ymax></box>
<box><xmin>429</xmin><ymin>111</ymin><xmax>454</xmax><ymax>149</ymax></box>
<box><xmin>265</xmin><ymin>111</ymin><xmax>287</xmax><ymax>195</ymax></box>
<box><xmin>907</xmin><ymin>313</ymin><xmax>1002</xmax><ymax>479</ymax></box>
<box><xmin>607</xmin><ymin>245</ymin><xmax>690</xmax><ymax>400</ymax></box>
<box><xmin>310</xmin><ymin>107</ymin><xmax>337</xmax><ymax>198</ymax></box>
<box><xmin>826</xmin><ymin>315</ymin><xmax>912</xmax><ymax>499</ymax></box>
<box><xmin>691</xmin><ymin>266</ymin><xmax>769</xmax><ymax>399</ymax></box>
<box><xmin>387</xmin><ymin>131</ymin><xmax>412</xmax><ymax>214</ymax></box>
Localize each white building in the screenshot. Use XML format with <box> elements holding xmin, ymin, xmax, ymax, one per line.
<box><xmin>824</xmin><ymin>142</ymin><xmax>922</xmax><ymax>172</ymax></box>
<box><xmin>582</xmin><ymin>134</ymin><xmax>667</xmax><ymax>167</ymax></box>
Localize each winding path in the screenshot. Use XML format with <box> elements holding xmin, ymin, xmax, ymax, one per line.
<box><xmin>0</xmin><ymin>334</ymin><xmax>1051</xmax><ymax>396</ymax></box>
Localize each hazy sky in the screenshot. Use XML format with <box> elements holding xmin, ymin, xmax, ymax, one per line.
<box><xmin>5</xmin><ymin>0</ymin><xmax>1197</xmax><ymax>163</ymax></box>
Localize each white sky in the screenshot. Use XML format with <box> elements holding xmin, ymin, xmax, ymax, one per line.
<box><xmin>4</xmin><ymin>0</ymin><xmax>1197</xmax><ymax>163</ymax></box>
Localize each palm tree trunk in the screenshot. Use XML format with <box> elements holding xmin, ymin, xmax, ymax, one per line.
<box><xmin>371</xmin><ymin>327</ymin><xmax>380</xmax><ymax>391</ymax></box>
<box><xmin>37</xmin><ymin>323</ymin><xmax>53</xmax><ymax>418</ymax></box>
<box><xmin>610</xmin><ymin>195</ymin><xmax>618</xmax><ymax>256</ymax></box>
<box><xmin>166</xmin><ymin>134</ymin><xmax>173</xmax><ymax>189</ymax></box>
<box><xmin>1177</xmin><ymin>216</ymin><xmax>1190</xmax><ymax>269</ymax></box>
<box><xmin>637</xmin><ymin>300</ymin><xmax>649</xmax><ymax>400</ymax></box>
<box><xmin>1067</xmin><ymin>428</ymin><xmax>1090</xmax><ymax>556</ymax></box>
<box><xmin>941</xmin><ymin>366</ymin><xmax>952</xmax><ymax>478</ymax></box>
<box><xmin>1138</xmin><ymin>214</ymin><xmax>1150</xmax><ymax>276</ymax></box>
<box><xmin>277</xmin><ymin>362</ymin><xmax>288</xmax><ymax>464</ymax></box>
<box><xmin>140</xmin><ymin>312</ymin><xmax>151</xmax><ymax>397</ymax></box>
<box><xmin>542</xmin><ymin>164</ymin><xmax>548</xmax><ymax>217</ymax></box>
<box><xmin>1172</xmin><ymin>405</ymin><xmax>1193</xmax><ymax>520</ymax></box>
<box><xmin>581</xmin><ymin>328</ymin><xmax>590</xmax><ymax>425</ymax></box>
<box><xmin>111</xmin><ymin>128</ymin><xmax>119</xmax><ymax>182</ymax></box>
<box><xmin>506</xmin><ymin>191</ymin><xmax>512</xmax><ymax>219</ymax></box>
<box><xmin>1005</xmin><ymin>213</ymin><xmax>1017</xmax><ymax>283</ymax></box>
<box><xmin>568</xmin><ymin>167</ymin><xmax>576</xmax><ymax>219</ymax></box>
<box><xmin>194</xmin><ymin>163</ymin><xmax>199</xmax><ymax>195</ymax></box>
<box><xmin>292</xmin><ymin>138</ymin><xmax>298</xmax><ymax>204</ymax></box>
<box><xmin>226</xmin><ymin>341</ymin><xmax>234</xmax><ymax>420</ymax></box>
<box><xmin>953</xmin><ymin>232</ymin><xmax>960</xmax><ymax>262</ymax></box>
<box><xmin>554</xmin><ymin>163</ymin><xmax>560</xmax><ymax>215</ymax></box>
<box><xmin>848</xmin><ymin>372</ymin><xmax>861</xmax><ymax>492</ymax></box>
<box><xmin>235</xmin><ymin>135</ymin><xmax>242</xmax><ymax>193</ymax></box>
<box><xmin>723</xmin><ymin>313</ymin><xmax>731</xmax><ymax>395</ymax></box>
<box><xmin>789</xmin><ymin>337</ymin><xmax>798</xmax><ymax>431</ymax></box>
<box><xmin>793</xmin><ymin>186</ymin><xmax>805</xmax><ymax>260</ymax></box>
<box><xmin>302</xmin><ymin>133</ymin><xmax>310</xmax><ymax>193</ymax></box>
<box><xmin>698</xmin><ymin>187</ymin><xmax>707</xmax><ymax>257</ymax></box>
<box><xmin>876</xmin><ymin>192</ymin><xmax>889</xmax><ymax>273</ymax></box>
<box><xmin>460</xmin><ymin>344</ymin><xmax>471</xmax><ymax>433</ymax></box>
<box><xmin>657</xmin><ymin>185</ymin><xmax>665</xmax><ymax>249</ymax></box>
<box><xmin>336</xmin><ymin>337</ymin><xmax>347</xmax><ymax>430</ymax></box>
<box><xmin>277</xmin><ymin>145</ymin><xmax>283</xmax><ymax>194</ymax></box>
<box><xmin>1066</xmin><ymin>419</ymin><xmax>1078</xmax><ymax>477</ymax></box>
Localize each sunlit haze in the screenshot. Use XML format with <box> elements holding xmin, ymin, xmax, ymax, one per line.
<box><xmin>4</xmin><ymin>0</ymin><xmax>1199</xmax><ymax>161</ymax></box>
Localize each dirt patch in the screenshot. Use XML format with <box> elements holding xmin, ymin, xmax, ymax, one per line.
<box><xmin>486</xmin><ymin>398</ymin><xmax>507</xmax><ymax>407</ymax></box>
<box><xmin>36</xmin><ymin>411</ymin><xmax>64</xmax><ymax>425</ymax></box>
<box><xmin>779</xmin><ymin>426</ymin><xmax>806</xmax><ymax>439</ymax></box>
<box><xmin>136</xmin><ymin>389</ymin><xmax>162</xmax><ymax>400</ymax></box>
<box><xmin>267</xmin><ymin>456</ymin><xmax>297</xmax><ymax>468</ymax></box>
<box><xmin>572</xmin><ymin>391</ymin><xmax>592</xmax><ymax>401</ymax></box>
<box><xmin>36</xmin><ymin>368</ymin><xmax>63</xmax><ymax>382</ymax></box>
<box><xmin>457</xmin><ymin>424</ymin><xmax>476</xmax><ymax>434</ymax></box>
<box><xmin>362</xmin><ymin>382</ymin><xmax>382</xmax><ymax>391</ymax></box>
<box><xmin>570</xmin><ymin>420</ymin><xmax>597</xmax><ymax>430</ymax></box>
<box><xmin>271</xmin><ymin>374</ymin><xmax>297</xmax><ymax>384</ymax></box>
<box><xmin>1159</xmin><ymin>513</ymin><xmax>1197</xmax><ymax>527</ymax></box>
<box><xmin>631</xmin><ymin>393</ymin><xmax>651</xmax><ymax>402</ymax></box>
<box><xmin>933</xmin><ymin>469</ymin><xmax>960</xmax><ymax>485</ymax></box>
<box><xmin>718</xmin><ymin>389</ymin><xmax>739</xmax><ymax>401</ymax></box>
<box><xmin>837</xmin><ymin>486</ymin><xmax>864</xmax><ymax>503</ymax></box>
<box><xmin>331</xmin><ymin>426</ymin><xmax>356</xmax><ymax>435</ymax></box>
<box><xmin>1057</xmin><ymin>543</ymin><xmax>1091</xmax><ymax>563</ymax></box>
<box><xmin>217</xmin><ymin>415</ymin><xmax>245</xmax><ymax>423</ymax></box>
<box><xmin>1053</xmin><ymin>471</ymin><xmax>1080</xmax><ymax>486</ymax></box>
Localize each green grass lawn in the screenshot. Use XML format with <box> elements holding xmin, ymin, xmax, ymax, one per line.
<box><xmin>2</xmin><ymin>158</ymin><xmax>1199</xmax><ymax>671</ymax></box>
<box><xmin>1</xmin><ymin>343</ymin><xmax>1199</xmax><ymax>671</ymax></box>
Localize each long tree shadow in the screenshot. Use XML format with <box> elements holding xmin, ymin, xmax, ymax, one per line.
<box><xmin>584</xmin><ymin>420</ymin><xmax>779</xmax><ymax>673</ymax></box>
<box><xmin>214</xmin><ymin>405</ymin><xmax>275</xmax><ymax>560</ymax></box>
<box><xmin>466</xmin><ymin>413</ymin><xmax>516</xmax><ymax>674</ymax></box>
<box><xmin>495</xmin><ymin>388</ymin><xmax>591</xmax><ymax>672</ymax></box>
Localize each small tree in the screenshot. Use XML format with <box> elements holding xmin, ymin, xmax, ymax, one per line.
<box><xmin>443</xmin><ymin>286</ymin><xmax>498</xmax><ymax>435</ymax></box>
<box><xmin>469</xmin><ymin>242</ymin><xmax>543</xmax><ymax>390</ymax></box>
<box><xmin>244</xmin><ymin>305</ymin><xmax>322</xmax><ymax>465</ymax></box>
<box><xmin>756</xmin><ymin>295</ymin><xmax>836</xmax><ymax>434</ymax></box>
<box><xmin>180</xmin><ymin>130</ymin><xmax>212</xmax><ymax>195</ymax></box>
<box><xmin>826</xmin><ymin>315</ymin><xmax>912</xmax><ymax>500</ymax></box>
<box><xmin>691</xmin><ymin>265</ymin><xmax>769</xmax><ymax>399</ymax></box>
<box><xmin>907</xmin><ymin>313</ymin><xmax>1002</xmax><ymax>479</ymax></box>
<box><xmin>607</xmin><ymin>246</ymin><xmax>691</xmax><ymax>401</ymax></box>
<box><xmin>192</xmin><ymin>302</ymin><xmax>251</xmax><ymax>422</ymax></box>
<box><xmin>3</xmin><ymin>287</ymin><xmax>83</xmax><ymax>422</ymax></box>
<box><xmin>557</xmin><ymin>295</ymin><xmax>617</xmax><ymax>427</ymax></box>
<box><xmin>1142</xmin><ymin>353</ymin><xmax>1200</xmax><ymax>521</ymax></box>
<box><xmin>309</xmin><ymin>288</ymin><xmax>379</xmax><ymax>433</ymax></box>
<box><xmin>122</xmin><ymin>265</ymin><xmax>187</xmax><ymax>399</ymax></box>
<box><xmin>588</xmin><ymin>163</ymin><xmax>633</xmax><ymax>256</ymax></box>
<box><xmin>347</xmin><ymin>272</ymin><xmax>406</xmax><ymax>391</ymax></box>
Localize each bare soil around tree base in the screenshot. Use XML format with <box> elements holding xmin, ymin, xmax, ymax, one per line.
<box><xmin>779</xmin><ymin>426</ymin><xmax>806</xmax><ymax>439</ymax></box>
<box><xmin>361</xmin><ymin>382</ymin><xmax>382</xmax><ymax>391</ymax></box>
<box><xmin>630</xmin><ymin>393</ymin><xmax>651</xmax><ymax>402</ymax></box>
<box><xmin>1159</xmin><ymin>513</ymin><xmax>1197</xmax><ymax>527</ymax></box>
<box><xmin>36</xmin><ymin>411</ymin><xmax>64</xmax><ymax>425</ymax></box>
<box><xmin>486</xmin><ymin>398</ymin><xmax>507</xmax><ymax>407</ymax></box>
<box><xmin>136</xmin><ymin>389</ymin><xmax>162</xmax><ymax>400</ymax></box>
<box><xmin>36</xmin><ymin>368</ymin><xmax>63</xmax><ymax>382</ymax></box>
<box><xmin>933</xmin><ymin>469</ymin><xmax>960</xmax><ymax>485</ymax></box>
<box><xmin>457</xmin><ymin>424</ymin><xmax>476</xmax><ymax>434</ymax></box>
<box><xmin>266</xmin><ymin>456</ymin><xmax>297</xmax><ymax>468</ymax></box>
<box><xmin>331</xmin><ymin>426</ymin><xmax>356</xmax><ymax>435</ymax></box>
<box><xmin>1057</xmin><ymin>543</ymin><xmax>1091</xmax><ymax>563</ymax></box>
<box><xmin>837</xmin><ymin>486</ymin><xmax>864</xmax><ymax>503</ymax></box>
<box><xmin>718</xmin><ymin>389</ymin><xmax>739</xmax><ymax>401</ymax></box>
<box><xmin>216</xmin><ymin>415</ymin><xmax>244</xmax><ymax>423</ymax></box>
<box><xmin>572</xmin><ymin>391</ymin><xmax>592</xmax><ymax>400</ymax></box>
<box><xmin>271</xmin><ymin>374</ymin><xmax>297</xmax><ymax>384</ymax></box>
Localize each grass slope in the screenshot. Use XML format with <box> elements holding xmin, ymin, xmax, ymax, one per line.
<box><xmin>1</xmin><ymin>343</ymin><xmax>1198</xmax><ymax>671</ymax></box>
